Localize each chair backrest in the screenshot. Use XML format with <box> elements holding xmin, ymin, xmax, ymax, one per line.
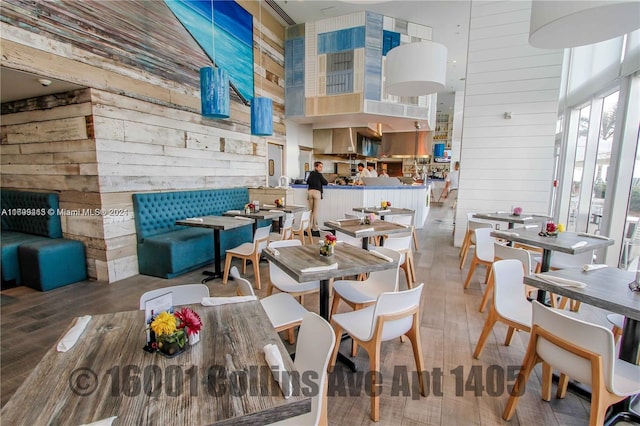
<box><xmin>344</xmin><ymin>213</ymin><xmax>360</xmax><ymax>219</ymax></box>
<box><xmin>469</xmin><ymin>219</ymin><xmax>494</xmax><ymax>232</ymax></box>
<box><xmin>381</xmin><ymin>234</ymin><xmax>412</xmax><ymax>254</ymax></box>
<box><xmin>230</xmin><ymin>266</ymin><xmax>256</xmax><ymax>297</ymax></box>
<box><xmin>474</xmin><ymin>228</ymin><xmax>495</xmax><ymax>262</ymax></box>
<box><xmin>268</xmin><ymin>239</ymin><xmax>311</xmax><ymax>287</ymax></box>
<box><xmin>368</xmin><ymin>283</ymin><xmax>424</xmax><ymax>342</ymax></box>
<box><xmin>367</xmin><ymin>247</ymin><xmax>404</xmax><ymax>292</ymax></box>
<box><xmin>293</xmin><ymin>211</ymin><xmax>311</xmax><ymax>232</ymax></box>
<box><xmin>389</xmin><ymin>214</ymin><xmax>413</xmax><ymax>226</ymax></box>
<box><xmin>280</xmin><ymin>213</ymin><xmax>294</xmax><ymax>240</ymax></box>
<box><xmin>293</xmin><ymin>312</ymin><xmax>336</xmax><ymax>425</ymax></box>
<box><xmin>532</xmin><ymin>301</ymin><xmax>616</xmax><ymax>393</ymax></box>
<box><xmin>139</xmin><ymin>284</ymin><xmax>210</xmax><ymax>309</ymax></box>
<box><xmin>492</xmin><ymin>259</ymin><xmax>531</xmax><ymax>319</ymax></box>
<box><xmin>254</xmin><ymin>225</ymin><xmax>272</xmax><ymax>253</ymax></box>
<box><xmin>335</xmin><ymin>230</ymin><xmax>362</xmax><ymax>248</ymax></box>
<box><xmin>494</xmin><ymin>243</ymin><xmax>532</xmax><ymax>274</ymax></box>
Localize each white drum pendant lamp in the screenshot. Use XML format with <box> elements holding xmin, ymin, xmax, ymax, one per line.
<box><xmin>384</xmin><ymin>41</ymin><xmax>448</xmax><ymax>96</ymax></box>
<box><xmin>529</xmin><ymin>0</ymin><xmax>640</xmax><ymax>49</ymax></box>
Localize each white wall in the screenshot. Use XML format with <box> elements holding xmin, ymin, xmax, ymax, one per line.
<box><xmin>454</xmin><ymin>0</ymin><xmax>564</xmax><ymax>246</ymax></box>
<box><xmin>283</xmin><ymin>120</ymin><xmax>313</xmax><ymax>180</ymax></box>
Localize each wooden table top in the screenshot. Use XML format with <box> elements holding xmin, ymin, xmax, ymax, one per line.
<box><xmin>490</xmin><ymin>229</ymin><xmax>614</xmax><ymax>254</ymax></box>
<box><xmin>353</xmin><ymin>207</ymin><xmax>414</xmax><ymax>216</ymax></box>
<box><xmin>261</xmin><ymin>242</ymin><xmax>398</xmax><ymax>283</ymax></box>
<box><xmin>222</xmin><ymin>210</ymin><xmax>285</xmax><ymax>220</ymax></box>
<box><xmin>176</xmin><ymin>215</ymin><xmax>254</xmax><ymax>230</ymax></box>
<box><xmin>323</xmin><ymin>218</ymin><xmax>411</xmax><ymax>239</ymax></box>
<box><xmin>1</xmin><ymin>302</ymin><xmax>310</xmax><ymax>425</ymax></box>
<box><xmin>524</xmin><ymin>267</ymin><xmax>640</xmax><ymax>320</ymax></box>
<box><xmin>474</xmin><ymin>212</ymin><xmax>550</xmax><ymax>224</ymax></box>
<box><xmin>261</xmin><ymin>204</ymin><xmax>306</xmax><ymax>213</ymax></box>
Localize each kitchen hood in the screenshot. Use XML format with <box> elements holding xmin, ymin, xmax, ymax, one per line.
<box><xmin>313</xmin><ymin>127</ymin><xmax>381</xmax><ymax>157</ymax></box>
<box><xmin>380</xmin><ymin>130</ymin><xmax>432</xmax><ymax>158</ymax></box>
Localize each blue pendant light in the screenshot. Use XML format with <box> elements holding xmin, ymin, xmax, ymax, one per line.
<box><xmin>251</xmin><ymin>1</ymin><xmax>273</xmax><ymax>136</ymax></box>
<box><xmin>251</xmin><ymin>97</ymin><xmax>273</xmax><ymax>135</ymax></box>
<box><xmin>200</xmin><ymin>66</ymin><xmax>230</xmax><ymax>118</ymax></box>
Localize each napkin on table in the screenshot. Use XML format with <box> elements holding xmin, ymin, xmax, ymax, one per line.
<box><xmin>354</xmin><ymin>227</ymin><xmax>374</xmax><ymax>235</ymax></box>
<box><xmin>571</xmin><ymin>241</ymin><xmax>588</xmax><ymax>249</ymax></box>
<box><xmin>201</xmin><ymin>296</ymin><xmax>257</xmax><ymax>306</ymax></box>
<box><xmin>263</xmin><ymin>344</ymin><xmax>292</xmax><ymax>398</ymax></box>
<box><xmin>534</xmin><ymin>274</ymin><xmax>587</xmax><ymax>288</ymax></box>
<box><xmin>379</xmin><ymin>209</ymin><xmax>391</xmax><ymax>213</ymax></box>
<box><xmin>301</xmin><ymin>263</ymin><xmax>339</xmax><ymax>273</ymax></box>
<box><xmin>583</xmin><ymin>264</ymin><xmax>608</xmax><ymax>272</ymax></box>
<box><xmin>184</xmin><ymin>217</ymin><xmax>203</xmax><ymax>222</ymax></box>
<box><xmin>368</xmin><ymin>250</ymin><xmax>394</xmax><ymax>262</ymax></box>
<box><xmin>57</xmin><ymin>315</ymin><xmax>92</xmax><ymax>352</ymax></box>
<box><xmin>263</xmin><ymin>204</ymin><xmax>276</xmax><ymax>208</ymax></box>
<box><xmin>80</xmin><ymin>416</ymin><xmax>117</xmax><ymax>426</ymax></box>
<box><xmin>226</xmin><ymin>210</ymin><xmax>243</xmax><ymax>214</ymax></box>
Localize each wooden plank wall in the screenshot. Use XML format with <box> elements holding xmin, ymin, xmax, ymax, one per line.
<box><xmin>454</xmin><ymin>0</ymin><xmax>563</xmax><ymax>246</ymax></box>
<box><xmin>1</xmin><ymin>1</ymin><xmax>286</xmax><ymax>283</ymax></box>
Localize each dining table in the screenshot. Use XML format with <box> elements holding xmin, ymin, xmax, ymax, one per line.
<box><xmin>474</xmin><ymin>211</ymin><xmax>550</xmax><ymax>229</ymax></box>
<box><xmin>0</xmin><ymin>301</ymin><xmax>311</xmax><ymax>425</ymax></box>
<box><xmin>491</xmin><ymin>229</ymin><xmax>614</xmax><ymax>303</ymax></box>
<box><xmin>176</xmin><ymin>215</ymin><xmax>254</xmax><ymax>283</ymax></box>
<box><xmin>353</xmin><ymin>206</ymin><xmax>415</xmax><ymax>220</ymax></box>
<box><xmin>524</xmin><ymin>267</ymin><xmax>640</xmax><ymax>424</ymax></box>
<box><xmin>222</xmin><ymin>209</ymin><xmax>285</xmax><ymax>234</ymax></box>
<box><xmin>323</xmin><ymin>218</ymin><xmax>411</xmax><ymax>249</ymax></box>
<box><xmin>261</xmin><ymin>241</ymin><xmax>398</xmax><ymax>371</ymax></box>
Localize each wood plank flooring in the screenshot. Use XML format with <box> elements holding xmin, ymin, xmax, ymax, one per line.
<box><xmin>1</xmin><ymin>206</ymin><xmax>631</xmax><ymax>425</ymax></box>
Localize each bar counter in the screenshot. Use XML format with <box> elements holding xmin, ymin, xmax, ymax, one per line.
<box><xmin>289</xmin><ymin>183</ymin><xmax>429</xmax><ymax>229</ymax></box>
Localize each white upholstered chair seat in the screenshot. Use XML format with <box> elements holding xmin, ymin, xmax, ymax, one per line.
<box><xmin>332</xmin><ymin>305</ymin><xmax>413</xmax><ymax>342</ymax></box>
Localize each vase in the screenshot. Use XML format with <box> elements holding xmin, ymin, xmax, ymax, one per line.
<box><xmin>320</xmin><ymin>243</ymin><xmax>334</xmax><ymax>257</ymax></box>
<box><xmin>546</xmin><ymin>231</ymin><xmax>558</xmax><ymax>237</ymax></box>
<box><xmin>157</xmin><ymin>330</ymin><xmax>189</xmax><ymax>357</ymax></box>
<box><xmin>188</xmin><ymin>331</ymin><xmax>200</xmax><ymax>346</ymax></box>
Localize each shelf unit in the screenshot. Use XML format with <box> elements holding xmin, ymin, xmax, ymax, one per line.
<box><xmin>428</xmin><ymin>113</ymin><xmax>452</xmax><ymax>178</ymax></box>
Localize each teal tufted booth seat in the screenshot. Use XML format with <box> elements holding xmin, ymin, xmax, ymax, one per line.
<box><xmin>132</xmin><ymin>188</ymin><xmax>269</xmax><ymax>279</ymax></box>
<box><xmin>1</xmin><ymin>190</ymin><xmax>87</xmax><ymax>289</ymax></box>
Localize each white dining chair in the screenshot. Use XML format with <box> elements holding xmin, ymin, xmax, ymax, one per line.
<box><xmin>473</xmin><ymin>259</ymin><xmax>532</xmax><ymax>359</ymax></box>
<box><xmin>270</xmin><ymin>212</ymin><xmax>294</xmax><ymax>241</ymax></box>
<box><xmin>335</xmin><ymin>230</ymin><xmax>363</xmax><ymax>248</ymax></box>
<box><xmin>379</xmin><ymin>233</ymin><xmax>415</xmax><ymax>288</ymax></box>
<box><xmin>267</xmin><ymin>239</ymin><xmax>320</xmax><ymax>304</ymax></box>
<box><xmin>459</xmin><ymin>214</ymin><xmax>494</xmax><ymax>269</ymax></box>
<box><xmin>479</xmin><ymin>243</ymin><xmax>535</xmax><ymax>313</ymax></box>
<box><xmin>222</xmin><ymin>224</ymin><xmax>271</xmax><ymax>290</ymax></box>
<box><xmin>463</xmin><ymin>227</ymin><xmax>495</xmax><ymax>289</ymax></box>
<box><xmin>269</xmin><ymin>312</ymin><xmax>336</xmax><ymax>426</ymax></box>
<box><xmin>328</xmin><ymin>284</ymin><xmax>425</xmax><ymax>422</ymax></box>
<box><xmin>139</xmin><ymin>284</ymin><xmax>209</xmax><ymax>309</ymax></box>
<box><xmin>292</xmin><ymin>210</ymin><xmax>313</xmax><ymax>244</ymax></box>
<box><xmin>388</xmin><ymin>213</ymin><xmax>419</xmax><ymax>251</ymax></box>
<box><xmin>503</xmin><ymin>301</ymin><xmax>640</xmax><ymax>426</ymax></box>
<box><xmin>231</xmin><ymin>266</ymin><xmax>308</xmax><ymax>344</ymax></box>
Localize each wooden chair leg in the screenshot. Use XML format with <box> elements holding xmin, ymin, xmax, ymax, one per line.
<box><xmin>459</xmin><ymin>244</ymin><xmax>471</xmax><ymax>269</ymax></box>
<box><xmin>504</xmin><ymin>326</ymin><xmax>516</xmax><ymax>346</ymax></box>
<box><xmin>222</xmin><ymin>255</ymin><xmax>233</xmax><ymax>284</ymax></box>
<box><xmin>330</xmin><ymin>293</ymin><xmax>342</xmax><ymax>318</ymax></box>
<box><xmin>502</xmin><ymin>337</ymin><xmax>542</xmax><ymax>421</ymax></box>
<box><xmin>463</xmin><ymin>258</ymin><xmax>478</xmax><ymax>289</ymax></box>
<box><xmin>570</xmin><ymin>300</ymin><xmax>581</xmax><ymax>312</ymax></box>
<box><xmin>252</xmin><ymin>255</ymin><xmax>261</xmax><ymax>290</ymax></box>
<box><xmin>241</xmin><ymin>259</ymin><xmax>247</xmax><ymax>274</ymax></box>
<box><xmin>368</xmin><ymin>342</ymin><xmax>381</xmax><ymax>422</ymax></box>
<box><xmin>412</xmin><ymin>228</ymin><xmax>419</xmax><ymax>252</ymax></box>
<box><xmin>266</xmin><ymin>282</ymin><xmax>275</xmax><ymax>296</ymax></box>
<box><xmin>479</xmin><ymin>279</ymin><xmax>493</xmax><ymax>313</ymax></box>
<box><xmin>406</xmin><ymin>315</ymin><xmax>426</xmax><ymax>396</ymax></box>
<box><xmin>541</xmin><ymin>362</ymin><xmax>552</xmax><ymax>401</ymax></box>
<box><xmin>459</xmin><ymin>233</ymin><xmax>469</xmax><ymax>257</ymax></box>
<box><xmin>286</xmin><ymin>327</ymin><xmax>296</xmax><ymax>344</ymax></box>
<box><xmin>327</xmin><ymin>322</ymin><xmax>343</xmax><ymax>373</ymax></box>
<box><xmin>556</xmin><ymin>373</ymin><xmax>569</xmax><ymax>399</ymax></box>
<box><xmin>612</xmin><ymin>325</ymin><xmax>622</xmax><ymax>345</ymax></box>
<box><xmin>473</xmin><ymin>308</ymin><xmax>497</xmax><ymax>359</ymax></box>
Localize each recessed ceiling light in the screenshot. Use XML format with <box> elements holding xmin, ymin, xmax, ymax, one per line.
<box><xmin>452</xmin><ymin>60</ymin><xmax>457</xmax><ymax>64</ymax></box>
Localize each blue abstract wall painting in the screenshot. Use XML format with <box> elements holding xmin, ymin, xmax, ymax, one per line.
<box><xmin>165</xmin><ymin>0</ymin><xmax>254</xmax><ymax>103</ymax></box>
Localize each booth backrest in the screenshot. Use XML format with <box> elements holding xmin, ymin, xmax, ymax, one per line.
<box><xmin>0</xmin><ymin>190</ymin><xmax>63</xmax><ymax>238</ymax></box>
<box><xmin>132</xmin><ymin>188</ymin><xmax>250</xmax><ymax>241</ymax></box>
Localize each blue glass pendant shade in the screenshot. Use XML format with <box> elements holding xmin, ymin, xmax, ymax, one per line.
<box><xmin>200</xmin><ymin>67</ymin><xmax>230</xmax><ymax>118</ymax></box>
<box><xmin>251</xmin><ymin>97</ymin><xmax>273</xmax><ymax>136</ymax></box>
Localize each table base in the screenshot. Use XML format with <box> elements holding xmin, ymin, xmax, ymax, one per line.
<box><xmin>201</xmin><ymin>270</ymin><xmax>222</xmax><ymax>283</ymax></box>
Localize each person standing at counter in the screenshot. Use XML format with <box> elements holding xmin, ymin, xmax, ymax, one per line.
<box><xmin>355</xmin><ymin>162</ymin><xmax>370</xmax><ymax>185</ymax></box>
<box><xmin>443</xmin><ymin>161</ymin><xmax>460</xmax><ymax>209</ymax></box>
<box><xmin>307</xmin><ymin>161</ymin><xmax>328</xmax><ymax>237</ymax></box>
<box><xmin>367</xmin><ymin>163</ymin><xmax>378</xmax><ymax>177</ymax></box>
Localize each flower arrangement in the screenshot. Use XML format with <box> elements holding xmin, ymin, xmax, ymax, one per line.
<box><xmin>540</xmin><ymin>221</ymin><xmax>565</xmax><ymax>237</ymax></box>
<box><xmin>320</xmin><ymin>233</ymin><xmax>337</xmax><ymax>256</ymax></box>
<box><xmin>244</xmin><ymin>203</ymin><xmax>255</xmax><ymax>213</ymax></box>
<box><xmin>512</xmin><ymin>206</ymin><xmax>522</xmax><ymax>216</ymax></box>
<box><xmin>150</xmin><ymin>307</ymin><xmax>202</xmax><ymax>356</ymax></box>
<box><xmin>381</xmin><ymin>201</ymin><xmax>392</xmax><ymax>209</ymax></box>
<box><xmin>364</xmin><ymin>213</ymin><xmax>376</xmax><ymax>225</ymax></box>
<box><xmin>274</xmin><ymin>198</ymin><xmax>284</xmax><ymax>207</ymax></box>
